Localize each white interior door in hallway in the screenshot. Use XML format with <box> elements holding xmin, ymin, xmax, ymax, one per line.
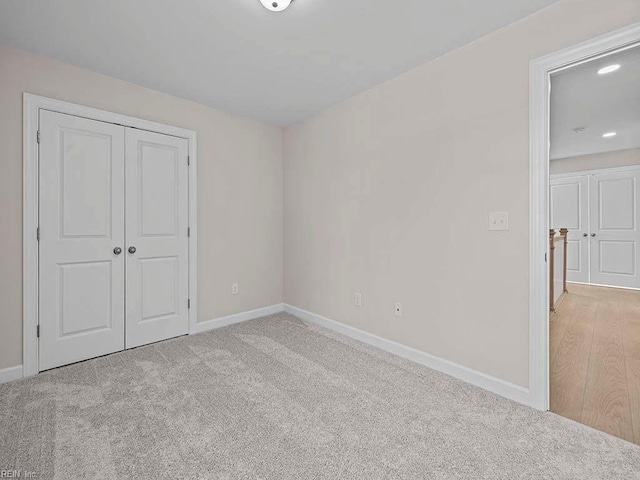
<box><xmin>550</xmin><ymin>175</ymin><xmax>589</xmax><ymax>283</ymax></box>
<box><xmin>550</xmin><ymin>167</ymin><xmax>640</xmax><ymax>289</ymax></box>
<box><xmin>38</xmin><ymin>111</ymin><xmax>189</xmax><ymax>371</ymax></box>
<box><xmin>589</xmin><ymin>170</ymin><xmax>640</xmax><ymax>288</ymax></box>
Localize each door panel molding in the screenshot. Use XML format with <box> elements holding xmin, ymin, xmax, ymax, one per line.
<box><xmin>23</xmin><ymin>93</ymin><xmax>198</xmax><ymax>377</ymax></box>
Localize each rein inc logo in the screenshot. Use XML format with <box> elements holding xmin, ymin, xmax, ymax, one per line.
<box><xmin>0</xmin><ymin>471</ymin><xmax>37</xmax><ymax>478</ymax></box>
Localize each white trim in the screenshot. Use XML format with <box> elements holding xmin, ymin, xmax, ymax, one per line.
<box><xmin>188</xmin><ymin>133</ymin><xmax>199</xmax><ymax>337</ymax></box>
<box><xmin>529</xmin><ymin>22</ymin><xmax>640</xmax><ymax>411</ymax></box>
<box><xmin>550</xmin><ymin>164</ymin><xmax>640</xmax><ymax>179</ymax></box>
<box><xmin>567</xmin><ymin>280</ymin><xmax>640</xmax><ymax>291</ymax></box>
<box><xmin>23</xmin><ymin>95</ymin><xmax>39</xmax><ymax>378</ymax></box>
<box><xmin>193</xmin><ymin>304</ymin><xmax>285</xmax><ymax>334</ymax></box>
<box><xmin>22</xmin><ymin>93</ymin><xmax>198</xmax><ymax>377</ymax></box>
<box><xmin>284</xmin><ymin>304</ymin><xmax>533</xmax><ymax>407</ymax></box>
<box><xmin>0</xmin><ymin>365</ymin><xmax>24</xmax><ymax>385</ymax></box>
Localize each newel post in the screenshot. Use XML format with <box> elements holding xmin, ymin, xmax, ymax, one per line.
<box><xmin>549</xmin><ymin>229</ymin><xmax>556</xmax><ymax>312</ymax></box>
<box><xmin>560</xmin><ymin>228</ymin><xmax>568</xmax><ymax>293</ymax></box>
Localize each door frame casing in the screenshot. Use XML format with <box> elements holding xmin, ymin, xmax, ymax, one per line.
<box><xmin>23</xmin><ymin>93</ymin><xmax>199</xmax><ymax>377</ymax></box>
<box><xmin>529</xmin><ymin>22</ymin><xmax>640</xmax><ymax>410</ymax></box>
<box><xmin>550</xmin><ymin>164</ymin><xmax>640</xmax><ymax>179</ymax></box>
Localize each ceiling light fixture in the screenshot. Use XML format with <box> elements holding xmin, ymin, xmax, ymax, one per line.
<box><xmin>260</xmin><ymin>0</ymin><xmax>292</xmax><ymax>12</ymax></box>
<box><xmin>597</xmin><ymin>64</ymin><xmax>621</xmax><ymax>75</ymax></box>
<box><xmin>602</xmin><ymin>132</ymin><xmax>617</xmax><ymax>138</ymax></box>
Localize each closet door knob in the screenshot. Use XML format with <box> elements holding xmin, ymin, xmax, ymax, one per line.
<box><xmin>591</xmin><ymin>233</ymin><xmax>596</xmax><ymax>237</ymax></box>
<box><xmin>582</xmin><ymin>233</ymin><xmax>588</xmax><ymax>237</ymax></box>
<box><xmin>113</xmin><ymin>247</ymin><xmax>122</xmax><ymax>255</ymax></box>
<box><xmin>128</xmin><ymin>246</ymin><xmax>137</xmax><ymax>254</ymax></box>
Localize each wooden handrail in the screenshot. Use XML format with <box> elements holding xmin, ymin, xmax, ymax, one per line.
<box><xmin>549</xmin><ymin>228</ymin><xmax>569</xmax><ymax>312</ymax></box>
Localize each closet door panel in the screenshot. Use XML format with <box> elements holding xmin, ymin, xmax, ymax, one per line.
<box><xmin>125</xmin><ymin>129</ymin><xmax>189</xmax><ymax>348</ymax></box>
<box><xmin>39</xmin><ymin>111</ymin><xmax>125</xmax><ymax>370</ymax></box>
<box><xmin>589</xmin><ymin>171</ymin><xmax>640</xmax><ymax>289</ymax></box>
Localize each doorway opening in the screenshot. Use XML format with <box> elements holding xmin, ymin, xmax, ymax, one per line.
<box><xmin>549</xmin><ymin>45</ymin><xmax>640</xmax><ymax>444</ymax></box>
<box><xmin>530</xmin><ymin>23</ymin><xmax>640</xmax><ymax>444</ymax></box>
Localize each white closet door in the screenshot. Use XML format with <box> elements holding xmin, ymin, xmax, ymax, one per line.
<box><xmin>39</xmin><ymin>111</ymin><xmax>125</xmax><ymax>371</ymax></box>
<box><xmin>550</xmin><ymin>175</ymin><xmax>589</xmax><ymax>283</ymax></box>
<box><xmin>589</xmin><ymin>170</ymin><xmax>640</xmax><ymax>289</ymax></box>
<box><xmin>125</xmin><ymin>128</ymin><xmax>189</xmax><ymax>348</ymax></box>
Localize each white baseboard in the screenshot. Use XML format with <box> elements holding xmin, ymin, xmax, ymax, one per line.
<box><xmin>0</xmin><ymin>305</ymin><xmax>283</xmax><ymax>385</ymax></box>
<box><xmin>193</xmin><ymin>303</ymin><xmax>284</xmax><ymax>334</ymax></box>
<box><xmin>0</xmin><ymin>365</ymin><xmax>23</xmax><ymax>385</ymax></box>
<box><xmin>284</xmin><ymin>304</ymin><xmax>535</xmax><ymax>408</ymax></box>
<box><xmin>4</xmin><ymin>303</ymin><xmax>534</xmax><ymax>408</ymax></box>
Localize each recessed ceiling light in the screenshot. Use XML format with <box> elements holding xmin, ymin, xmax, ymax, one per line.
<box><xmin>597</xmin><ymin>64</ymin><xmax>621</xmax><ymax>75</ymax></box>
<box><xmin>602</xmin><ymin>132</ymin><xmax>617</xmax><ymax>138</ymax></box>
<box><xmin>260</xmin><ymin>0</ymin><xmax>292</xmax><ymax>11</ymax></box>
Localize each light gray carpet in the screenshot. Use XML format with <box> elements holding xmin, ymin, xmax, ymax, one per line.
<box><xmin>1</xmin><ymin>313</ymin><xmax>639</xmax><ymax>479</ymax></box>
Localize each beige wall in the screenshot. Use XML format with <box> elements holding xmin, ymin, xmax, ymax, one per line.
<box><xmin>0</xmin><ymin>45</ymin><xmax>283</xmax><ymax>370</ymax></box>
<box><xmin>284</xmin><ymin>0</ymin><xmax>640</xmax><ymax>387</ymax></box>
<box><xmin>551</xmin><ymin>147</ymin><xmax>640</xmax><ymax>174</ymax></box>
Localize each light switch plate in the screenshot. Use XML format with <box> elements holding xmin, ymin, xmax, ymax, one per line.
<box><xmin>489</xmin><ymin>212</ymin><xmax>509</xmax><ymax>231</ymax></box>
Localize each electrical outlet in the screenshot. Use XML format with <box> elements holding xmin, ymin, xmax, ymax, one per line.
<box><xmin>489</xmin><ymin>211</ymin><xmax>509</xmax><ymax>231</ymax></box>
<box><xmin>395</xmin><ymin>302</ymin><xmax>402</xmax><ymax>317</ymax></box>
<box><xmin>355</xmin><ymin>292</ymin><xmax>362</xmax><ymax>307</ymax></box>
<box><xmin>232</xmin><ymin>283</ymin><xmax>239</xmax><ymax>295</ymax></box>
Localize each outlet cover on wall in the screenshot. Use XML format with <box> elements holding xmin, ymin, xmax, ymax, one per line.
<box><xmin>489</xmin><ymin>211</ymin><xmax>509</xmax><ymax>231</ymax></box>
<box><xmin>232</xmin><ymin>283</ymin><xmax>239</xmax><ymax>295</ymax></box>
<box><xmin>355</xmin><ymin>292</ymin><xmax>362</xmax><ymax>307</ymax></box>
<box><xmin>395</xmin><ymin>302</ymin><xmax>402</xmax><ymax>317</ymax></box>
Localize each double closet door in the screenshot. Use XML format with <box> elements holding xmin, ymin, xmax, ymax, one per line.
<box><xmin>38</xmin><ymin>111</ymin><xmax>189</xmax><ymax>371</ymax></box>
<box><xmin>550</xmin><ymin>169</ymin><xmax>640</xmax><ymax>289</ymax></box>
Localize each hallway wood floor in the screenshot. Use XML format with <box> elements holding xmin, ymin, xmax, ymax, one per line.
<box><xmin>550</xmin><ymin>283</ymin><xmax>640</xmax><ymax>445</ymax></box>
